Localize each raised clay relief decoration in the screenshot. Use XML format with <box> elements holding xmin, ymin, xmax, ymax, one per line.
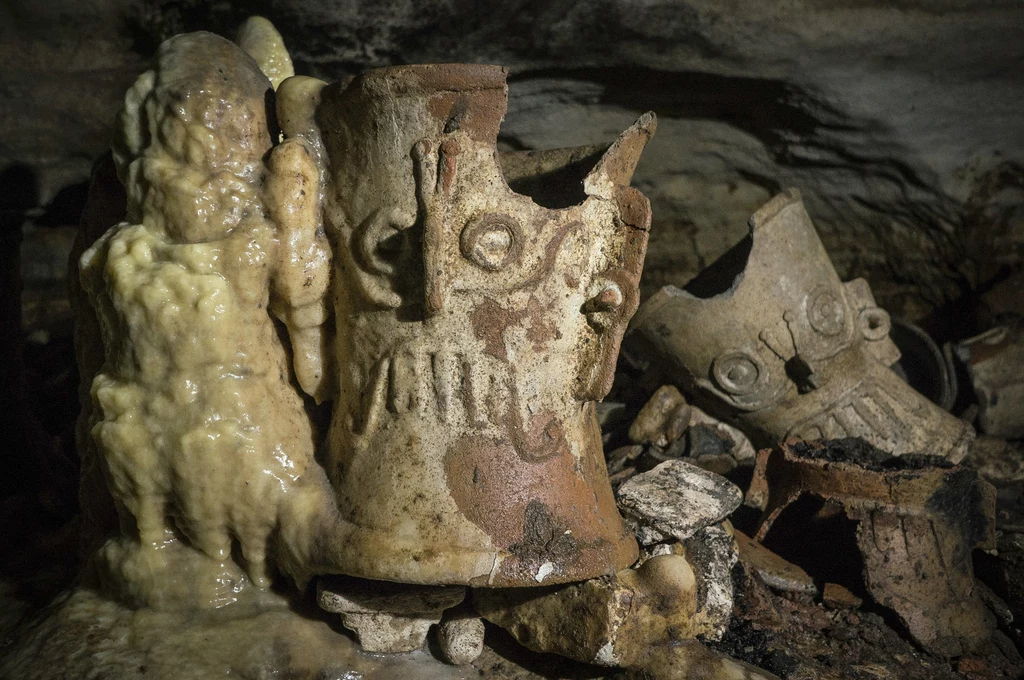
<box><xmin>73</xmin><ymin>20</ymin><xmax>656</xmax><ymax>610</ymax></box>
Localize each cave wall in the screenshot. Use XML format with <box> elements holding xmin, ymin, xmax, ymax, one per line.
<box><xmin>3</xmin><ymin>0</ymin><xmax>1023</xmax><ymax>331</ymax></box>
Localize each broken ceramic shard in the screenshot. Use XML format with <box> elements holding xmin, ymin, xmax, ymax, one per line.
<box><xmin>625</xmin><ymin>189</ymin><xmax>974</xmax><ymax>463</ymax></box>
<box><xmin>76</xmin><ymin>30</ymin><xmax>332</xmax><ymax>606</ymax></box>
<box><xmin>307</xmin><ymin>63</ymin><xmax>656</xmax><ymax>587</ymax></box>
<box><xmin>955</xmin><ymin>324</ymin><xmax>1024</xmax><ymax>439</ymax></box>
<box><xmin>750</xmin><ymin>438</ymin><xmax>997</xmax><ymax>656</ymax></box>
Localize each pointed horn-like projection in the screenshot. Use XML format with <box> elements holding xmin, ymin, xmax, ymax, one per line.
<box><xmin>583</xmin><ymin>111</ymin><xmax>657</xmax><ymax>200</ymax></box>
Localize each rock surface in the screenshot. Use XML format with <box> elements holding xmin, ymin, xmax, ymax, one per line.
<box><xmin>475</xmin><ymin>553</ymin><xmax>705</xmax><ymax>667</ymax></box>
<box><xmin>317</xmin><ymin>577</ymin><xmax>467</xmax><ymax>653</ymax></box>
<box><xmin>4</xmin><ymin>0</ymin><xmax>1023</xmax><ymax>325</ymax></box>
<box><xmin>617</xmin><ymin>459</ymin><xmax>743</xmax><ymax>543</ymax></box>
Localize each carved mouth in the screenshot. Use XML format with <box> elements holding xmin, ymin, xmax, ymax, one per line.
<box><xmin>353</xmin><ymin>344</ymin><xmax>570</xmax><ymax>463</ymax></box>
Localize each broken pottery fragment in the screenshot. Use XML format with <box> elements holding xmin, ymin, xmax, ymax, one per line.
<box><xmin>955</xmin><ymin>324</ymin><xmax>1024</xmax><ymax>439</ymax></box>
<box><xmin>625</xmin><ymin>189</ymin><xmax>974</xmax><ymax>463</ymax></box>
<box><xmin>317</xmin><ymin>576</ymin><xmax>466</xmax><ymax>653</ymax></box>
<box><xmin>616</xmin><ymin>459</ymin><xmax>743</xmax><ymax>544</ymax></box>
<box><xmin>888</xmin><ymin>317</ymin><xmax>958</xmax><ymax>411</ymax></box>
<box><xmin>306</xmin><ymin>63</ymin><xmax>656</xmax><ymax>587</ymax></box>
<box><xmin>734</xmin><ymin>529</ymin><xmax>816</xmax><ymax>596</ymax></box>
<box><xmin>75</xmin><ymin>29</ymin><xmax>332</xmax><ymax>606</ymax></box>
<box><xmin>751</xmin><ymin>438</ymin><xmax>998</xmax><ymax>656</ymax></box>
<box><xmin>475</xmin><ymin>553</ymin><xmax>705</xmax><ymax>667</ymax></box>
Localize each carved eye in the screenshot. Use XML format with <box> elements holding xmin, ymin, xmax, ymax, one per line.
<box><xmin>712</xmin><ymin>350</ymin><xmax>764</xmax><ymax>395</ymax></box>
<box><xmin>460</xmin><ymin>214</ymin><xmax>522</xmax><ymax>271</ymax></box>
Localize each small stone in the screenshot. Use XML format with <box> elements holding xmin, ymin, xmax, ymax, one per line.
<box><xmin>609</xmin><ymin>467</ymin><xmax>638</xmax><ymax>488</ymax></box>
<box><xmin>734</xmin><ymin>529</ymin><xmax>817</xmax><ymax>595</ymax></box>
<box><xmin>680</xmin><ymin>523</ymin><xmax>738</xmax><ymax>640</ymax></box>
<box><xmin>686</xmin><ymin>423</ymin><xmax>734</xmax><ymax>457</ymax></box>
<box><xmin>628</xmin><ymin>385</ymin><xmax>688</xmax><ymax>447</ymax></box>
<box><xmin>338</xmin><ymin>612</ymin><xmax>435</xmax><ymax>653</ymax></box>
<box><xmin>616</xmin><ymin>459</ymin><xmax>743</xmax><ymax>543</ymax></box>
<box><xmin>317</xmin><ymin>576</ymin><xmax>466</xmax><ymax>615</ymax></box>
<box><xmin>828</xmin><ymin>625</ymin><xmax>859</xmax><ymax>641</ymax></box>
<box><xmin>476</xmin><ymin>553</ymin><xmax>703</xmax><ymax>668</ymax></box>
<box><xmin>637</xmin><ymin>440</ymin><xmax>684</xmax><ymax>472</ymax></box>
<box><xmin>606</xmin><ymin>444</ymin><xmax>644</xmax><ymax>474</ymax></box>
<box><xmin>822</xmin><ymin>582</ymin><xmax>863</xmax><ymax>609</ymax></box>
<box><xmin>317</xmin><ymin>576</ymin><xmax>466</xmax><ymax>654</ymax></box>
<box><xmin>956</xmin><ymin>657</ymin><xmax>987</xmax><ymax>674</ymax></box>
<box><xmin>436</xmin><ymin>615</ymin><xmax>485</xmax><ymax>665</ymax></box>
<box><xmin>690</xmin><ymin>453</ymin><xmax>738</xmax><ymax>476</ymax></box>
<box><xmin>596</xmin><ymin>401</ymin><xmax>629</xmax><ymax>430</ymax></box>
<box><xmin>689</xmin><ymin>405</ymin><xmax>757</xmax><ymax>463</ymax></box>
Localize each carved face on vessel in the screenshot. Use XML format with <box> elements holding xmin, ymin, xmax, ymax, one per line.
<box><xmin>312</xmin><ymin>64</ymin><xmax>655</xmax><ymax>587</ymax></box>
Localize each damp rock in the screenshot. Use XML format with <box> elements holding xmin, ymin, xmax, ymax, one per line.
<box><xmin>616</xmin><ymin>459</ymin><xmax>743</xmax><ymax>544</ymax></box>
<box><xmin>628</xmin><ymin>385</ymin><xmax>690</xmax><ymax>447</ymax></box>
<box><xmin>475</xmin><ymin>553</ymin><xmax>705</xmax><ymax>667</ymax></box>
<box><xmin>436</xmin><ymin>614</ymin><xmax>485</xmax><ymax>665</ymax></box>
<box><xmin>317</xmin><ymin>577</ymin><xmax>466</xmax><ymax>653</ymax></box>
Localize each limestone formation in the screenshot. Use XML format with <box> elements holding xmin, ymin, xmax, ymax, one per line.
<box><xmin>76</xmin><ymin>29</ymin><xmax>332</xmax><ymax>607</ymax></box>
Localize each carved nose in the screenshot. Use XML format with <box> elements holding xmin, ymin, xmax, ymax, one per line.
<box><xmin>582</xmin><ymin>281</ymin><xmax>624</xmax><ymax>332</ymax></box>
<box><xmin>591</xmin><ymin>284</ymin><xmax>624</xmax><ymax>312</ymax></box>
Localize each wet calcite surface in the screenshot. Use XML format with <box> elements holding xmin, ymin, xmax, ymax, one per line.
<box><xmin>75</xmin><ymin>28</ymin><xmax>334</xmax><ymax>610</ymax></box>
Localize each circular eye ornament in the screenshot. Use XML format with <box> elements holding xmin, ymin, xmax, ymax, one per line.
<box><xmin>806</xmin><ymin>286</ymin><xmax>846</xmax><ymax>336</ymax></box>
<box><xmin>712</xmin><ymin>350</ymin><xmax>764</xmax><ymax>395</ymax></box>
<box><xmin>460</xmin><ymin>213</ymin><xmax>522</xmax><ymax>271</ymax></box>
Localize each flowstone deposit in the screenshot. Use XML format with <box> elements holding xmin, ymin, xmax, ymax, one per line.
<box><xmin>77</xmin><ymin>28</ymin><xmax>332</xmax><ymax>608</ymax></box>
